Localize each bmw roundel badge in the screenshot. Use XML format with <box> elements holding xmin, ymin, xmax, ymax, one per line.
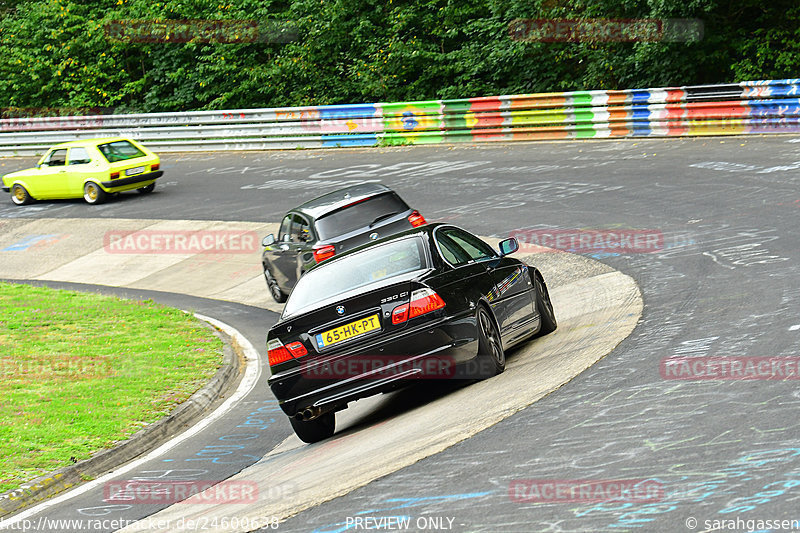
<box><xmin>336</xmin><ymin>305</ymin><xmax>345</xmax><ymax>315</ymax></box>
<box><xmin>369</xmin><ymin>232</ymin><xmax>379</xmax><ymax>240</ymax></box>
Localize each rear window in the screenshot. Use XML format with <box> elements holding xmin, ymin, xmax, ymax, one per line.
<box><xmin>97</xmin><ymin>140</ymin><xmax>146</xmax><ymax>163</ymax></box>
<box><xmin>283</xmin><ymin>236</ymin><xmax>427</xmax><ymax>318</ymax></box>
<box><xmin>314</xmin><ymin>193</ymin><xmax>410</xmax><ymax>240</ymax></box>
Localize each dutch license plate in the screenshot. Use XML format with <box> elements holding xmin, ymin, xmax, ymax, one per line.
<box><xmin>315</xmin><ymin>314</ymin><xmax>380</xmax><ymax>349</ymax></box>
<box><xmin>125</xmin><ymin>166</ymin><xmax>145</xmax><ymax>176</ymax></box>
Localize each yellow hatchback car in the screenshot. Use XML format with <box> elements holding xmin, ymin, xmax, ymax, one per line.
<box><xmin>1</xmin><ymin>137</ymin><xmax>163</xmax><ymax>205</ymax></box>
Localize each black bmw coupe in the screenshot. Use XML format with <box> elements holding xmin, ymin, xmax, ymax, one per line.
<box><xmin>267</xmin><ymin>223</ymin><xmax>557</xmax><ymax>443</ymax></box>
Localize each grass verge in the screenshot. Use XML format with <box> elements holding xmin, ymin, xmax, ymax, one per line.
<box><xmin>0</xmin><ymin>282</ymin><xmax>224</xmax><ymax>494</ymax></box>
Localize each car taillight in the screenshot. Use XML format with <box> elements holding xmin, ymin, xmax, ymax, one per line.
<box><xmin>110</xmin><ymin>172</ymin><xmax>120</xmax><ymax>180</ymax></box>
<box><xmin>408</xmin><ymin>210</ymin><xmax>427</xmax><ymax>227</ymax></box>
<box><xmin>391</xmin><ymin>288</ymin><xmax>445</xmax><ymax>324</ymax></box>
<box><xmin>151</xmin><ymin>163</ymin><xmax>160</xmax><ymax>171</ymax></box>
<box><xmin>313</xmin><ymin>244</ymin><xmax>336</xmax><ymax>263</ymax></box>
<box><xmin>391</xmin><ymin>304</ymin><xmax>409</xmax><ymax>325</ymax></box>
<box><xmin>286</xmin><ymin>341</ymin><xmax>308</xmax><ymax>358</ymax></box>
<box><xmin>409</xmin><ymin>288</ymin><xmax>446</xmax><ymax>317</ymax></box>
<box><xmin>267</xmin><ymin>338</ymin><xmax>293</xmax><ymax>366</ymax></box>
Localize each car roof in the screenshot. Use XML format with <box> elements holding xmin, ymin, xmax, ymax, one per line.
<box><xmin>48</xmin><ymin>137</ymin><xmax>135</xmax><ymax>149</ymax></box>
<box><xmin>294</xmin><ymin>182</ymin><xmax>394</xmax><ymax>220</ymax></box>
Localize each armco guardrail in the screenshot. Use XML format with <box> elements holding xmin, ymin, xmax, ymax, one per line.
<box><xmin>1</xmin><ymin>78</ymin><xmax>799</xmax><ymax>156</ymax></box>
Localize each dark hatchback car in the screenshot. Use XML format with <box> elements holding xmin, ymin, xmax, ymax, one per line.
<box><xmin>267</xmin><ymin>223</ymin><xmax>557</xmax><ymax>443</ymax></box>
<box><xmin>261</xmin><ymin>183</ymin><xmax>426</xmax><ymax>302</ymax></box>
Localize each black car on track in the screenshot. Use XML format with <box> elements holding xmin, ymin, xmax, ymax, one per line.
<box><xmin>266</xmin><ymin>223</ymin><xmax>557</xmax><ymax>443</ymax></box>
<box><xmin>261</xmin><ymin>183</ymin><xmax>426</xmax><ymax>302</ymax></box>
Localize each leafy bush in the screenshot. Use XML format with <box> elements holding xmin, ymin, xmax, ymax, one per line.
<box><xmin>0</xmin><ymin>0</ymin><xmax>797</xmax><ymax>113</ymax></box>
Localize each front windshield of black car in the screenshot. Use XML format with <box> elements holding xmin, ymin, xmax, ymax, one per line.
<box><xmin>314</xmin><ymin>192</ymin><xmax>410</xmax><ymax>240</ymax></box>
<box><xmin>283</xmin><ymin>236</ymin><xmax>427</xmax><ymax>318</ymax></box>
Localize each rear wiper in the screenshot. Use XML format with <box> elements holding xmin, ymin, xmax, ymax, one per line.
<box><xmin>369</xmin><ymin>212</ymin><xmax>399</xmax><ymax>228</ymax></box>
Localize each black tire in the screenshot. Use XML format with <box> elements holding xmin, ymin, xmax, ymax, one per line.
<box><xmin>137</xmin><ymin>182</ymin><xmax>156</xmax><ymax>194</ymax></box>
<box><xmin>475</xmin><ymin>306</ymin><xmax>505</xmax><ymax>378</ymax></box>
<box><xmin>83</xmin><ymin>182</ymin><xmax>107</xmax><ymax>205</ymax></box>
<box><xmin>535</xmin><ymin>275</ymin><xmax>557</xmax><ymax>335</ymax></box>
<box><xmin>11</xmin><ymin>184</ymin><xmax>33</xmax><ymax>205</ymax></box>
<box><xmin>289</xmin><ymin>412</ymin><xmax>335</xmax><ymax>443</ymax></box>
<box><xmin>264</xmin><ymin>266</ymin><xmax>287</xmax><ymax>303</ymax></box>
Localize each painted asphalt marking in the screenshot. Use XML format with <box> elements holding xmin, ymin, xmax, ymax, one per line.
<box><xmin>2</xmin><ymin>234</ymin><xmax>65</xmax><ymax>252</ymax></box>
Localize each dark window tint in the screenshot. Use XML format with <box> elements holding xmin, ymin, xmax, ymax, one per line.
<box><xmin>314</xmin><ymin>193</ymin><xmax>409</xmax><ymax>240</ymax></box>
<box><xmin>68</xmin><ymin>147</ymin><xmax>91</xmax><ymax>165</ymax></box>
<box><xmin>98</xmin><ymin>140</ymin><xmax>146</xmax><ymax>162</ymax></box>
<box><xmin>290</xmin><ymin>214</ymin><xmax>313</xmax><ymax>243</ymax></box>
<box><xmin>45</xmin><ymin>149</ymin><xmax>68</xmax><ymax>167</ymax></box>
<box><xmin>437</xmin><ymin>234</ymin><xmax>470</xmax><ymax>265</ymax></box>
<box><xmin>436</xmin><ymin>227</ymin><xmax>496</xmax><ymax>266</ymax></box>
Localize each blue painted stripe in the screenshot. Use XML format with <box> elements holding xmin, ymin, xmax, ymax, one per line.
<box><xmin>321</xmin><ymin>134</ymin><xmax>378</xmax><ymax>147</ymax></box>
<box><xmin>630</xmin><ymin>90</ymin><xmax>651</xmax><ymax>104</ymax></box>
<box><xmin>630</xmin><ymin>121</ymin><xmax>652</xmax><ymax>136</ymax></box>
<box><xmin>318</xmin><ymin>104</ymin><xmax>378</xmax><ymax>120</ymax></box>
<box><xmin>632</xmin><ymin>106</ymin><xmax>653</xmax><ymax>121</ymax></box>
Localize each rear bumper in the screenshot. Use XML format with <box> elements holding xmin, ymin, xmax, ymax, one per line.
<box><xmin>268</xmin><ymin>315</ymin><xmax>481</xmax><ymax>417</ymax></box>
<box><xmin>101</xmin><ymin>170</ymin><xmax>163</xmax><ymax>189</ymax></box>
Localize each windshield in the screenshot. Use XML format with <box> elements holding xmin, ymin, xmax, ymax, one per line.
<box><xmin>314</xmin><ymin>192</ymin><xmax>410</xmax><ymax>240</ymax></box>
<box><xmin>283</xmin><ymin>236</ymin><xmax>427</xmax><ymax>318</ymax></box>
<box><xmin>98</xmin><ymin>140</ymin><xmax>146</xmax><ymax>163</ymax></box>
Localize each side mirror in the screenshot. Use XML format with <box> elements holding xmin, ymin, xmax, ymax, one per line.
<box><xmin>498</xmin><ymin>237</ymin><xmax>519</xmax><ymax>256</ymax></box>
<box><xmin>262</xmin><ymin>234</ymin><xmax>276</xmax><ymax>247</ymax></box>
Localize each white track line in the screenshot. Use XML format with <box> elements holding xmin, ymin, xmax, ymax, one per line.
<box><xmin>0</xmin><ymin>314</ymin><xmax>260</xmax><ymax>530</ymax></box>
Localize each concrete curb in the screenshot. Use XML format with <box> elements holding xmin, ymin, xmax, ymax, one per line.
<box><xmin>0</xmin><ymin>314</ymin><xmax>244</xmax><ymax>519</ymax></box>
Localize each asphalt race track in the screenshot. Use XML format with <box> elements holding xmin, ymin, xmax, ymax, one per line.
<box><xmin>1</xmin><ymin>135</ymin><xmax>799</xmax><ymax>532</ymax></box>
